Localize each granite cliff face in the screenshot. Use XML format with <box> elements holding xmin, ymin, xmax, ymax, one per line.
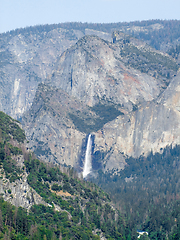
<box><xmin>48</xmin><ymin>35</ymin><xmax>164</xmax><ymax>110</ymax></box>
<box><xmin>1</xmin><ymin>22</ymin><xmax>180</xmax><ymax>174</ymax></box>
<box><xmin>93</xmin><ymin>72</ymin><xmax>180</xmax><ymax>170</ymax></box>
<box><xmin>22</xmin><ymin>84</ymin><xmax>86</xmax><ymax>166</ymax></box>
<box><xmin>0</xmin><ymin>28</ymin><xmax>84</xmax><ymax>119</ymax></box>
<box><xmin>21</xmin><ymin>33</ymin><xmax>180</xmax><ymax>172</ymax></box>
<box><xmin>21</xmin><ymin>35</ymin><xmax>169</xmax><ymax>169</ymax></box>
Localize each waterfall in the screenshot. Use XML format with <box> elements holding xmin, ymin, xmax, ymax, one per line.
<box><xmin>83</xmin><ymin>134</ymin><xmax>92</xmax><ymax>178</ymax></box>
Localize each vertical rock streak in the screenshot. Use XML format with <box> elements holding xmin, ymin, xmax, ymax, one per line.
<box><xmin>83</xmin><ymin>134</ymin><xmax>92</xmax><ymax>178</ymax></box>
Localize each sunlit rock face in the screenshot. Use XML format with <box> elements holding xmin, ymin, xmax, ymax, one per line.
<box><xmin>93</xmin><ymin>73</ymin><xmax>180</xmax><ymax>171</ymax></box>
<box><xmin>0</xmin><ymin>28</ymin><xmax>84</xmax><ymax>119</ymax></box>
<box><xmin>49</xmin><ymin>35</ymin><xmax>163</xmax><ymax>110</ymax></box>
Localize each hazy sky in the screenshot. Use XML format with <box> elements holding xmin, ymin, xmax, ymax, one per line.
<box><xmin>0</xmin><ymin>0</ymin><xmax>180</xmax><ymax>33</ymax></box>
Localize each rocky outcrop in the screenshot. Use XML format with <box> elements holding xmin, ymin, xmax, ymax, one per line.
<box><xmin>0</xmin><ymin>150</ymin><xmax>46</xmax><ymax>210</ymax></box>
<box><xmin>0</xmin><ymin>171</ymin><xmax>45</xmax><ymax>210</ymax></box>
<box><xmin>85</xmin><ymin>28</ymin><xmax>112</xmax><ymax>42</ymax></box>
<box><xmin>0</xmin><ymin>27</ymin><xmax>118</xmax><ymax>119</ymax></box>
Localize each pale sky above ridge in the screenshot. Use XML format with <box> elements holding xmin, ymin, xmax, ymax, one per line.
<box><xmin>0</xmin><ymin>0</ymin><xmax>180</xmax><ymax>33</ymax></box>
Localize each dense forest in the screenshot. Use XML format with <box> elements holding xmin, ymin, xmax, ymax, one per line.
<box><xmin>92</xmin><ymin>145</ymin><xmax>180</xmax><ymax>239</ymax></box>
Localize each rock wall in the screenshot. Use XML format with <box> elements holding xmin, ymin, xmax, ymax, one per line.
<box><xmin>49</xmin><ymin>35</ymin><xmax>163</xmax><ymax>110</ymax></box>
<box><xmin>93</xmin><ymin>73</ymin><xmax>180</xmax><ymax>170</ymax></box>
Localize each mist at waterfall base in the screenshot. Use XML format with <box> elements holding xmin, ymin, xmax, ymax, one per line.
<box><xmin>83</xmin><ymin>134</ymin><xmax>92</xmax><ymax>178</ymax></box>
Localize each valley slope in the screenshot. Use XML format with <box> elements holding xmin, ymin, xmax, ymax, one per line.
<box><xmin>0</xmin><ymin>111</ymin><xmax>128</xmax><ymax>240</ymax></box>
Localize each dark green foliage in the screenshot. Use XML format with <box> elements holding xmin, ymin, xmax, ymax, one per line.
<box><xmin>0</xmin><ymin>111</ymin><xmax>26</xmax><ymax>143</ymax></box>
<box><xmin>0</xmin><ymin>198</ymin><xmax>32</xmax><ymax>239</ymax></box>
<box><xmin>0</xmin><ymin>197</ymin><xmax>101</xmax><ymax>239</ymax></box>
<box><xmin>119</xmin><ymin>43</ymin><xmax>178</xmax><ymax>81</ymax></box>
<box><xmin>24</xmin><ymin>156</ymin><xmax>127</xmax><ymax>239</ymax></box>
<box><xmin>168</xmin><ymin>44</ymin><xmax>180</xmax><ymax>60</ymax></box>
<box><xmin>7</xmin><ymin>189</ymin><xmax>11</xmax><ymax>194</ymax></box>
<box><xmin>0</xmin><ymin>112</ymin><xmax>26</xmax><ymax>181</ymax></box>
<box><xmin>0</xmin><ymin>142</ymin><xmax>22</xmax><ymax>182</ymax></box>
<box><xmin>93</xmin><ymin>145</ymin><xmax>180</xmax><ymax>239</ymax></box>
<box><xmin>62</xmin><ymin>182</ymin><xmax>74</xmax><ymax>194</ymax></box>
<box><xmin>0</xmin><ymin>50</ymin><xmax>13</xmax><ymax>67</ymax></box>
<box><xmin>91</xmin><ymin>103</ymin><xmax>123</xmax><ymax>120</ymax></box>
<box><xmin>51</xmin><ymin>183</ymin><xmax>62</xmax><ymax>191</ymax></box>
<box><xmin>69</xmin><ymin>103</ymin><xmax>123</xmax><ymax>133</ymax></box>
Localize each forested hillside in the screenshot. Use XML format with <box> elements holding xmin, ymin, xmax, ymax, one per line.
<box><xmin>0</xmin><ymin>111</ymin><xmax>131</xmax><ymax>240</ymax></box>
<box><xmin>92</xmin><ymin>145</ymin><xmax>180</xmax><ymax>239</ymax></box>
<box><xmin>0</xmin><ymin>158</ymin><xmax>129</xmax><ymax>239</ymax></box>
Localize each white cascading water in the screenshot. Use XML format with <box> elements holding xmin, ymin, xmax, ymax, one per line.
<box><xmin>83</xmin><ymin>134</ymin><xmax>92</xmax><ymax>178</ymax></box>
